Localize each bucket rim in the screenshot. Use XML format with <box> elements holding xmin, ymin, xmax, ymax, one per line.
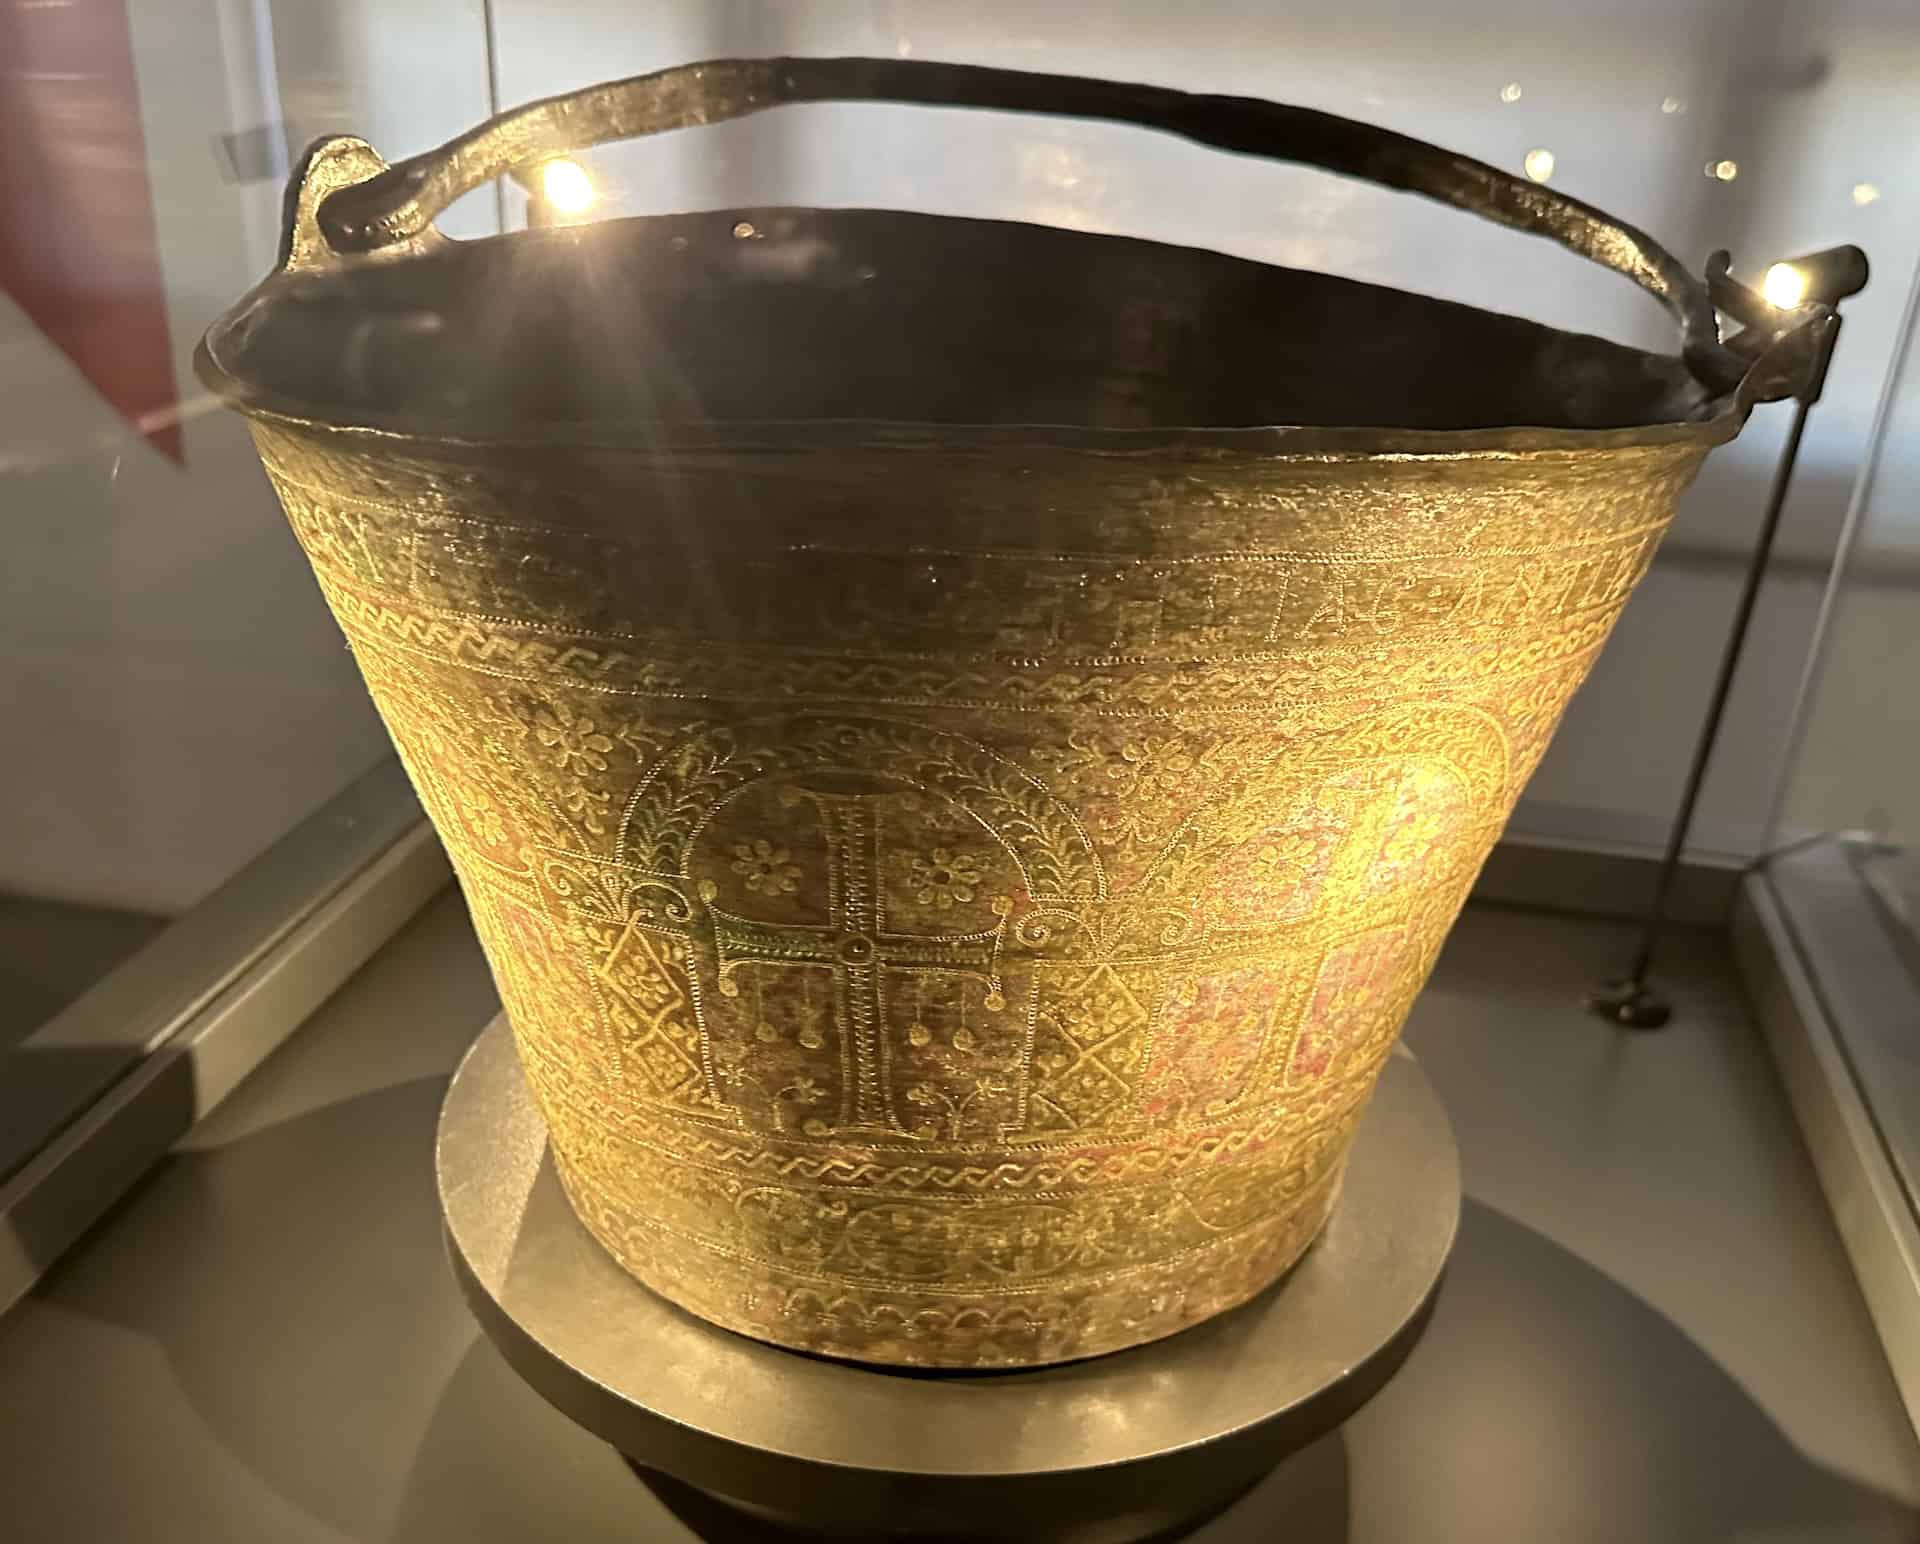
<box><xmin>195</xmin><ymin>204</ymin><xmax>1751</xmax><ymax>461</ymax></box>
<box><xmin>198</xmin><ymin>375</ymin><xmax>1745</xmax><ymax>460</ymax></box>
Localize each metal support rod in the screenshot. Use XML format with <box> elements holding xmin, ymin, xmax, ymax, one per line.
<box><xmin>1637</xmin><ymin>400</ymin><xmax>1811</xmax><ymax>979</ymax></box>
<box><xmin>1592</xmin><ymin>271</ymin><xmax>1858</xmax><ymax>1030</ymax></box>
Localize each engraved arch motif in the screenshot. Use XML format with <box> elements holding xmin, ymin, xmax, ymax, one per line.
<box><xmin>689</xmin><ymin>770</ymin><xmax>1027</xmax><ymax>1140</ymax></box>
<box><xmin>1138</xmin><ymin>699</ymin><xmax>1513</xmax><ymax>903</ymax></box>
<box><xmin>617</xmin><ymin>713</ymin><xmax>1105</xmax><ymax>900</ymax></box>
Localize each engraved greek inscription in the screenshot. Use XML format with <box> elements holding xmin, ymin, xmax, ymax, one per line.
<box><xmin>1540</xmin><ymin>552</ymin><xmax>1594</xmax><ymax>615</ymax></box>
<box><xmin>1098</xmin><ymin>575</ymin><xmax>1168</xmax><ymax>652</ymax></box>
<box><xmin>1405</xmin><ymin>572</ymin><xmax>1460</xmax><ymax>628</ymax></box>
<box><xmin>1445</xmin><ymin>568</ymin><xmax>1491</xmax><ymax>628</ymax></box>
<box><xmin>336</xmin><ymin>507</ymin><xmax>386</xmax><ymax>584</ymax></box>
<box><xmin>995</xmin><ymin>568</ymin><xmax>1079</xmax><ymax>652</ymax></box>
<box><xmin>1301</xmin><ymin>577</ymin><xmax>1347</xmax><ymax>639</ymax></box>
<box><xmin>1607</xmin><ymin>538</ymin><xmax>1657</xmax><ymax>605</ymax></box>
<box><xmin>1495</xmin><ymin>565</ymin><xmax>1543</xmax><ymax>623</ymax></box>
<box><xmin>905</xmin><ymin>553</ymin><xmax>998</xmax><ymax>644</ymax></box>
<box><xmin>1197</xmin><ymin>569</ymin><xmax>1238</xmax><ymax>645</ymax></box>
<box><xmin>1359</xmin><ymin>574</ymin><xmax>1412</xmax><ymax>635</ymax></box>
<box><xmin>292</xmin><ymin>503</ymin><xmax>384</xmax><ymax>585</ymax></box>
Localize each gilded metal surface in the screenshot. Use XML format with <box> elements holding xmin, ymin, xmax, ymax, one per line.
<box><xmin>198</xmin><ymin>56</ymin><xmax>1805</xmax><ymax>1368</ymax></box>
<box><xmin>241</xmin><ymin>422</ymin><xmax>1706</xmax><ymax>1366</ymax></box>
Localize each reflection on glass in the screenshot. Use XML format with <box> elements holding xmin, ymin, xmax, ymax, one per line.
<box><xmin>1780</xmin><ymin>273</ymin><xmax>1920</xmax><ymax>867</ymax></box>
<box><xmin>0</xmin><ymin>0</ymin><xmax>488</xmax><ymax>1164</ymax></box>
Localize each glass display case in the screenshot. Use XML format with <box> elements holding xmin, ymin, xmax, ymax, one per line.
<box><xmin>1740</xmin><ymin>241</ymin><xmax>1920</xmax><ymax>1436</ymax></box>
<box><xmin>4</xmin><ymin>5</ymin><xmax>1920</xmax><ymax>1539</ymax></box>
<box><xmin>1775</xmin><ymin>267</ymin><xmax>1920</xmax><ymax>927</ymax></box>
<box><xmin>0</xmin><ymin>0</ymin><xmax>493</xmax><ymax>1273</ymax></box>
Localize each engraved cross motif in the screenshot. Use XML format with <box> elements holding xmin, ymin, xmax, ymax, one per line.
<box><xmin>709</xmin><ymin>784</ymin><xmax>1005</xmax><ymax>1134</ymax></box>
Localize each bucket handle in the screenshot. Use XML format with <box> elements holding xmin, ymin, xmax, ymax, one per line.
<box><xmin>313</xmin><ymin>57</ymin><xmax>1764</xmax><ymax>394</ymax></box>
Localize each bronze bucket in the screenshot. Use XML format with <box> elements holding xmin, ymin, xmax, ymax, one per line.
<box><xmin>199</xmin><ymin>59</ymin><xmax>1829</xmax><ymax>1367</ymax></box>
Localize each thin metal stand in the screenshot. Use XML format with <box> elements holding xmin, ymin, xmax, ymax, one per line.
<box><xmin>1592</xmin><ymin>247</ymin><xmax>1868</xmax><ymax>1029</ymax></box>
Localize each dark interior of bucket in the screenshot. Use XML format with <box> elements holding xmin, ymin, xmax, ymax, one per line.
<box><xmin>212</xmin><ymin>206</ymin><xmax>1713</xmax><ymax>436</ymax></box>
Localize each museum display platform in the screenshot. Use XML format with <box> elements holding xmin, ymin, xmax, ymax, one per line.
<box><xmin>2</xmin><ymin>893</ymin><xmax>1916</xmax><ymax>1542</ymax></box>
<box><xmin>437</xmin><ymin>1017</ymin><xmax>1458</xmax><ymax>1542</ymax></box>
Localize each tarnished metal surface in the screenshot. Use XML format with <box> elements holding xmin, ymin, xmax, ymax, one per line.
<box><xmin>199</xmin><ymin>59</ymin><xmax>1808</xmax><ymax>1367</ymax></box>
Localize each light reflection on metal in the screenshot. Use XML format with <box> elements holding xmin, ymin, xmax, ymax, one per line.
<box><xmin>1763</xmin><ymin>262</ymin><xmax>1809</xmax><ymax>310</ymax></box>
<box><xmin>200</xmin><ymin>56</ymin><xmax>1840</xmax><ymax>1371</ymax></box>
<box><xmin>540</xmin><ymin>158</ymin><xmax>596</xmax><ymax>216</ymax></box>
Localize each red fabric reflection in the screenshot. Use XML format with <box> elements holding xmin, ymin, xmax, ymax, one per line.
<box><xmin>0</xmin><ymin>0</ymin><xmax>182</xmax><ymax>463</ymax></box>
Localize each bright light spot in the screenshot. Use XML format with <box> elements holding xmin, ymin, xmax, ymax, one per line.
<box><xmin>1500</xmin><ymin>82</ymin><xmax>1523</xmax><ymax>103</ymax></box>
<box><xmin>1763</xmin><ymin>262</ymin><xmax>1809</xmax><ymax>309</ymax></box>
<box><xmin>1707</xmin><ymin>159</ymin><xmax>1739</xmax><ymax>182</ymax></box>
<box><xmin>732</xmin><ymin>220</ymin><xmax>756</xmax><ymax>239</ymax></box>
<box><xmin>1853</xmin><ymin>182</ymin><xmax>1881</xmax><ymax>206</ymax></box>
<box><xmin>540</xmin><ymin>158</ymin><xmax>595</xmax><ymax>215</ymax></box>
<box><xmin>1661</xmin><ymin>96</ymin><xmax>1685</xmax><ymax>114</ymax></box>
<box><xmin>1523</xmin><ymin>147</ymin><xmax>1556</xmax><ymax>183</ymax></box>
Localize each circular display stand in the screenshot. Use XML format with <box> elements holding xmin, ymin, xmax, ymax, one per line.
<box><xmin>438</xmin><ymin>1018</ymin><xmax>1460</xmax><ymax>1543</ymax></box>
